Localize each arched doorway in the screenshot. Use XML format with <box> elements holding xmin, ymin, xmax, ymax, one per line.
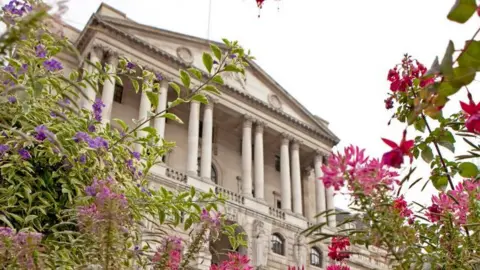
<box><xmin>209</xmin><ymin>221</ymin><xmax>247</xmax><ymax>266</ymax></box>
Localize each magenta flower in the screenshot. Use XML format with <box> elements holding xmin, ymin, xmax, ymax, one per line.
<box><xmin>152</xmin><ymin>236</ymin><xmax>183</xmax><ymax>269</ymax></box>
<box><xmin>209</xmin><ymin>252</ymin><xmax>253</xmax><ymax>270</ymax></box>
<box><xmin>200</xmin><ymin>208</ymin><xmax>221</xmax><ymax>231</ymax></box>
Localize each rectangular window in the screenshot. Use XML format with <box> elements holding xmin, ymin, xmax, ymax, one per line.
<box><xmin>276</xmin><ymin>199</ymin><xmax>282</xmax><ymax>209</ymax></box>
<box><xmin>114</xmin><ymin>84</ymin><xmax>123</xmax><ymax>103</ymax></box>
<box><xmin>275</xmin><ymin>155</ymin><xmax>281</xmax><ymax>172</ymax></box>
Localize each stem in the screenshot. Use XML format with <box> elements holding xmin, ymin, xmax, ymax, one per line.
<box><xmin>109</xmin><ymin>58</ymin><xmax>228</xmax><ymax>150</ymax></box>
<box><xmin>420</xmin><ymin>113</ymin><xmax>455</xmax><ymax>190</ymax></box>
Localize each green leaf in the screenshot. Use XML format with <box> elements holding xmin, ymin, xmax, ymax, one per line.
<box><xmin>414</xmin><ymin>118</ymin><xmax>426</xmax><ymax>132</ymax></box>
<box><xmin>131</xmin><ymin>79</ymin><xmax>139</xmax><ymax>92</ymax></box>
<box><xmin>447</xmin><ymin>0</ymin><xmax>477</xmax><ymax>23</ymax></box>
<box><xmin>180</xmin><ymin>69</ymin><xmax>191</xmax><ymax>89</ymax></box>
<box><xmin>141</xmin><ymin>126</ymin><xmax>157</xmax><ymax>136</ymax></box>
<box><xmin>113</xmin><ymin>118</ymin><xmax>128</xmax><ymax>131</ymax></box>
<box><xmin>425</xmin><ymin>57</ymin><xmax>440</xmax><ymax>77</ymax></box>
<box><xmin>146</xmin><ymin>91</ymin><xmax>159</xmax><ymax>109</ymax></box>
<box><xmin>224</xmin><ymin>64</ymin><xmax>241</xmax><ymax>73</ymax></box>
<box><xmin>437</xmin><ymin>82</ymin><xmax>461</xmax><ymax>97</ymax></box>
<box><xmin>440</xmin><ymin>40</ymin><xmax>455</xmax><ymax>76</ymax></box>
<box><xmin>450</xmin><ymin>66</ymin><xmax>476</xmax><ymax>88</ymax></box>
<box><xmin>212</xmin><ymin>75</ymin><xmax>224</xmax><ymax>85</ymax></box>
<box><xmin>458</xmin><ymin>41</ymin><xmax>480</xmax><ymax>70</ymax></box>
<box><xmin>188</xmin><ymin>68</ymin><xmax>203</xmax><ymax>80</ymax></box>
<box><xmin>169</xmin><ymin>82</ymin><xmax>181</xmax><ymax>96</ymax></box>
<box><xmin>210</xmin><ymin>44</ymin><xmax>222</xmax><ymax>60</ymax></box>
<box><xmin>458</xmin><ymin>162</ymin><xmax>479</xmax><ymax>177</ymax></box>
<box><xmin>421</xmin><ymin>147</ymin><xmax>434</xmax><ymax>163</ymax></box>
<box><xmin>432</xmin><ymin>175</ymin><xmax>448</xmax><ymax>191</ymax></box>
<box><xmin>24</xmin><ymin>215</ymin><xmax>37</xmax><ymax>223</ymax></box>
<box><xmin>202</xmin><ymin>52</ymin><xmax>214</xmax><ymax>73</ymax></box>
<box><xmin>184</xmin><ymin>216</ymin><xmax>193</xmax><ymax>230</ymax></box>
<box><xmin>0</xmin><ymin>215</ymin><xmax>13</xmax><ymax>228</ymax></box>
<box><xmin>203</xmin><ymin>85</ymin><xmax>221</xmax><ymax>95</ymax></box>
<box><xmin>163</xmin><ymin>113</ymin><xmax>183</xmax><ymax>124</ymax></box>
<box><xmin>438</xmin><ymin>141</ymin><xmax>455</xmax><ymax>153</ymax></box>
<box><xmin>191</xmin><ymin>94</ymin><xmax>209</xmax><ymax>104</ymax></box>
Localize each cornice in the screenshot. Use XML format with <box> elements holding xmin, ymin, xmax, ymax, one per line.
<box><xmin>76</xmin><ymin>15</ymin><xmax>340</xmax><ymax>146</ymax></box>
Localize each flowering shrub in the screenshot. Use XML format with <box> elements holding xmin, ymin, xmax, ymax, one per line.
<box><xmin>0</xmin><ymin>0</ymin><xmax>253</xmax><ymax>269</ymax></box>
<box><xmin>305</xmin><ymin>2</ymin><xmax>480</xmax><ymax>269</ymax></box>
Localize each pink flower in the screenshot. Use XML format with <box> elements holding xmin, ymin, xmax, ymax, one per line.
<box><xmin>460</xmin><ymin>93</ymin><xmax>480</xmax><ymax>133</ymax></box>
<box><xmin>328</xmin><ymin>237</ymin><xmax>350</xmax><ymax>261</ymax></box>
<box><xmin>152</xmin><ymin>236</ymin><xmax>183</xmax><ymax>269</ymax></box>
<box><xmin>201</xmin><ymin>208</ymin><xmax>222</xmax><ymax>231</ymax></box>
<box><xmin>326</xmin><ymin>265</ymin><xmax>351</xmax><ymax>270</ymax></box>
<box><xmin>210</xmin><ymin>252</ymin><xmax>253</xmax><ymax>270</ymax></box>
<box><xmin>393</xmin><ymin>196</ymin><xmax>414</xmax><ymax>220</ymax></box>
<box><xmin>381</xmin><ymin>130</ymin><xmax>414</xmax><ymax>168</ymax></box>
<box><xmin>320</xmin><ymin>145</ymin><xmax>399</xmax><ymax>195</ymax></box>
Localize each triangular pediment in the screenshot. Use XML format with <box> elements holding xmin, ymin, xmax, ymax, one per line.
<box><xmin>89</xmin><ymin>4</ymin><xmax>336</xmax><ymax>140</ymax></box>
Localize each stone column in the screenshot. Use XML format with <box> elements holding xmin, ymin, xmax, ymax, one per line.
<box><xmin>200</xmin><ymin>99</ymin><xmax>214</xmax><ymax>180</ymax></box>
<box><xmin>153</xmin><ymin>80</ymin><xmax>169</xmax><ymax>140</ymax></box>
<box><xmin>253</xmin><ymin>122</ymin><xmax>265</xmax><ymax>200</ymax></box>
<box><xmin>83</xmin><ymin>46</ymin><xmax>103</xmax><ymax>109</ymax></box>
<box><xmin>314</xmin><ymin>152</ymin><xmax>327</xmax><ymax>224</ymax></box>
<box><xmin>291</xmin><ymin>140</ymin><xmax>303</xmax><ymax>215</ymax></box>
<box><xmin>135</xmin><ymin>83</ymin><xmax>152</xmax><ymax>153</ymax></box>
<box><xmin>186</xmin><ymin>101</ymin><xmax>201</xmax><ymax>175</ymax></box>
<box><xmin>326</xmin><ymin>185</ymin><xmax>336</xmax><ymax>227</ymax></box>
<box><xmin>241</xmin><ymin>116</ymin><xmax>253</xmax><ymax>197</ymax></box>
<box><xmin>280</xmin><ymin>134</ymin><xmax>292</xmax><ymax>211</ymax></box>
<box><xmin>100</xmin><ymin>51</ymin><xmax>118</xmax><ymax>124</ymax></box>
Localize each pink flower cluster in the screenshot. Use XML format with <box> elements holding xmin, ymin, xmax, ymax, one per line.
<box><xmin>210</xmin><ymin>252</ymin><xmax>253</xmax><ymax>270</ymax></box>
<box><xmin>393</xmin><ymin>196</ymin><xmax>414</xmax><ymax>224</ymax></box>
<box><xmin>326</xmin><ymin>237</ymin><xmax>351</xmax><ymax>270</ymax></box>
<box><xmin>78</xmin><ymin>177</ymin><xmax>130</xmax><ymax>232</ymax></box>
<box><xmin>321</xmin><ymin>145</ymin><xmax>399</xmax><ymax>195</ymax></box>
<box><xmin>426</xmin><ymin>180</ymin><xmax>479</xmax><ymax>226</ymax></box>
<box><xmin>0</xmin><ymin>227</ymin><xmax>43</xmax><ymax>268</ymax></box>
<box><xmin>387</xmin><ymin>58</ymin><xmax>432</xmax><ymax>93</ymax></box>
<box><xmin>152</xmin><ymin>236</ymin><xmax>183</xmax><ymax>270</ymax></box>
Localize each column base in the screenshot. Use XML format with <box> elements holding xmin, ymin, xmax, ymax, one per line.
<box><xmin>201</xmin><ymin>176</ymin><xmax>214</xmax><ymax>183</ymax></box>
<box><xmin>187</xmin><ymin>171</ymin><xmax>198</xmax><ymax>177</ymax></box>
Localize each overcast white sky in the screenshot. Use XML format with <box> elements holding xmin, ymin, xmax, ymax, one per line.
<box><xmin>49</xmin><ymin>0</ymin><xmax>480</xmax><ymax>208</ymax></box>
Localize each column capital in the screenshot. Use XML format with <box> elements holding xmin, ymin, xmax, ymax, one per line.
<box><xmin>91</xmin><ymin>44</ymin><xmax>105</xmax><ymax>58</ymax></box>
<box><xmin>255</xmin><ymin>121</ymin><xmax>265</xmax><ymax>133</ymax></box>
<box><xmin>291</xmin><ymin>141</ymin><xmax>300</xmax><ymax>151</ymax></box>
<box><xmin>105</xmin><ymin>49</ymin><xmax>119</xmax><ymax>65</ymax></box>
<box><xmin>205</xmin><ymin>95</ymin><xmax>218</xmax><ymax>109</ymax></box>
<box><xmin>281</xmin><ymin>135</ymin><xmax>290</xmax><ymax>146</ymax></box>
<box><xmin>243</xmin><ymin>114</ymin><xmax>253</xmax><ymax>128</ymax></box>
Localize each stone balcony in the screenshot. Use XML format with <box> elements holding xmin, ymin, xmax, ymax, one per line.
<box><xmin>148</xmin><ymin>164</ymin><xmax>309</xmax><ymax>230</ymax></box>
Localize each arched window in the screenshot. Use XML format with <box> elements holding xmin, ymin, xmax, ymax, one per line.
<box><xmin>271</xmin><ymin>233</ymin><xmax>284</xmax><ymax>255</ymax></box>
<box><xmin>197</xmin><ymin>158</ymin><xmax>218</xmax><ymax>184</ymax></box>
<box><xmin>310</xmin><ymin>247</ymin><xmax>322</xmax><ymax>267</ymax></box>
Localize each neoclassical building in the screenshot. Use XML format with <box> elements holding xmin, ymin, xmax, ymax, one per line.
<box><xmin>54</xmin><ymin>3</ymin><xmax>388</xmax><ymax>269</ymax></box>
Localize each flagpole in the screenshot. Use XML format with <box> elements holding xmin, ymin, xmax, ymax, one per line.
<box><xmin>206</xmin><ymin>0</ymin><xmax>212</xmax><ymax>40</ymax></box>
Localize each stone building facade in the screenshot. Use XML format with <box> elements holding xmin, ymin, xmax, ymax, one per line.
<box><xmin>54</xmin><ymin>3</ymin><xmax>389</xmax><ymax>269</ymax></box>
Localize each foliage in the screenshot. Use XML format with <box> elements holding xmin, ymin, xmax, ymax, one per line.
<box><xmin>306</xmin><ymin>1</ymin><xmax>480</xmax><ymax>269</ymax></box>
<box><xmin>0</xmin><ymin>0</ymin><xmax>253</xmax><ymax>269</ymax></box>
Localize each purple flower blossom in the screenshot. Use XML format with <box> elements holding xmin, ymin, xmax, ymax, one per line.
<box><xmin>79</xmin><ymin>154</ymin><xmax>86</xmax><ymax>164</ymax></box>
<box><xmin>155</xmin><ymin>72</ymin><xmax>163</xmax><ymax>81</ymax></box>
<box><xmin>126</xmin><ymin>62</ymin><xmax>136</xmax><ymax>70</ymax></box>
<box><xmin>2</xmin><ymin>0</ymin><xmax>32</xmax><ymax>16</ymax></box>
<box><xmin>73</xmin><ymin>132</ymin><xmax>90</xmax><ymax>143</ymax></box>
<box><xmin>87</xmin><ymin>136</ymin><xmax>109</xmax><ymax>150</ymax></box>
<box><xmin>200</xmin><ymin>208</ymin><xmax>221</xmax><ymax>232</ymax></box>
<box><xmin>43</xmin><ymin>59</ymin><xmax>63</xmax><ymax>72</ymax></box>
<box><xmin>213</xmin><ymin>60</ymin><xmax>219</xmax><ymax>65</ymax></box>
<box><xmin>132</xmin><ymin>151</ymin><xmax>140</xmax><ymax>160</ymax></box>
<box><xmin>35</xmin><ymin>44</ymin><xmax>46</xmax><ymax>58</ymax></box>
<box><xmin>92</xmin><ymin>98</ymin><xmax>105</xmax><ymax>122</ymax></box>
<box><xmin>4</xmin><ymin>65</ymin><xmax>15</xmax><ymax>74</ymax></box>
<box><xmin>19</xmin><ymin>63</ymin><xmax>28</xmax><ymax>74</ymax></box>
<box><xmin>18</xmin><ymin>148</ymin><xmax>31</xmax><ymax>159</ymax></box>
<box><xmin>0</xmin><ymin>144</ymin><xmax>9</xmax><ymax>157</ymax></box>
<box><xmin>229</xmin><ymin>54</ymin><xmax>236</xmax><ymax>59</ymax></box>
<box><xmin>88</xmin><ymin>124</ymin><xmax>96</xmax><ymax>132</ymax></box>
<box><xmin>59</xmin><ymin>97</ymin><xmax>70</xmax><ymax>107</ymax></box>
<box><xmin>34</xmin><ymin>124</ymin><xmax>53</xmax><ymax>141</ymax></box>
<box><xmin>8</xmin><ymin>96</ymin><xmax>16</xmax><ymax>103</ymax></box>
<box><xmin>50</xmin><ymin>111</ymin><xmax>56</xmax><ymax>117</ymax></box>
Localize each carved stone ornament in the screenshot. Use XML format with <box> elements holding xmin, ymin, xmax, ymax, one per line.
<box><xmin>252</xmin><ymin>220</ymin><xmax>268</xmax><ymax>267</ymax></box>
<box><xmin>176</xmin><ymin>46</ymin><xmax>194</xmax><ymax>65</ymax></box>
<box><xmin>268</xmin><ymin>94</ymin><xmax>282</xmax><ymax>110</ymax></box>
